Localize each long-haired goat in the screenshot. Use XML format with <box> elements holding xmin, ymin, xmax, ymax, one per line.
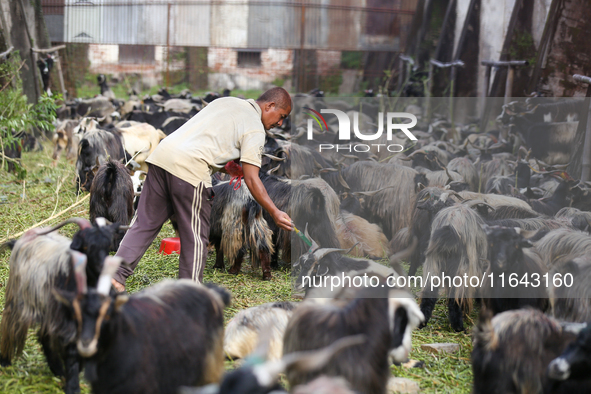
<box><xmin>57</xmin><ymin>257</ymin><xmax>231</xmax><ymax>394</ymax></box>
<box><xmin>472</xmin><ymin>308</ymin><xmax>588</xmax><ymax>394</ymax></box>
<box><xmin>0</xmin><ymin>218</ymin><xmax>124</xmax><ymax>394</ymax></box>
<box><xmin>283</xmin><ymin>285</ymin><xmax>424</xmax><ymax>394</ymax></box>
<box><xmin>224</xmin><ymin>301</ymin><xmax>298</xmax><ymax>362</ymax></box>
<box><xmin>89</xmin><ymin>158</ymin><xmax>134</xmax><ymax>250</ymax></box>
<box><xmin>420</xmin><ymin>203</ymin><xmax>488</xmax><ymax>332</ymax></box>
<box><xmin>209</xmin><ymin>179</ymin><xmax>275</xmax><ymax>280</ymax></box>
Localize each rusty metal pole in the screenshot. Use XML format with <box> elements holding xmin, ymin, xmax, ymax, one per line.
<box><xmin>573</xmin><ymin>74</ymin><xmax>591</xmax><ymax>182</ymax></box>
<box><xmin>166</xmin><ymin>2</ymin><xmax>171</xmax><ymax>88</ymax></box>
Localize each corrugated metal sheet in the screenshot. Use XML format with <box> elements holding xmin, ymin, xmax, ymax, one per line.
<box><xmin>60</xmin><ymin>0</ymin><xmax>414</xmax><ymax>50</ymax></box>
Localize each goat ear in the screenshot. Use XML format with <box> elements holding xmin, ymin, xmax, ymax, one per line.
<box><xmin>52</xmin><ymin>288</ymin><xmax>74</xmax><ymax>307</ymax></box>
<box><xmin>114</xmin><ymin>294</ymin><xmax>129</xmax><ymax>312</ymax></box>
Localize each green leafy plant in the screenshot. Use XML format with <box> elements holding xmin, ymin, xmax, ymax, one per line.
<box><xmin>0</xmin><ymin>52</ymin><xmax>60</xmax><ymax>178</ymax></box>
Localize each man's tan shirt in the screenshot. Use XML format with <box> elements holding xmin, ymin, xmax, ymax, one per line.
<box><xmin>147</xmin><ymin>97</ymin><xmax>265</xmax><ymax>188</ymax></box>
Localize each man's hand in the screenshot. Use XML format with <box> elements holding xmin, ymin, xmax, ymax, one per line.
<box><xmin>271</xmin><ymin>209</ymin><xmax>294</xmax><ymax>232</ymax></box>
<box><xmin>242</xmin><ymin>163</ymin><xmax>294</xmax><ymax>232</ymax></box>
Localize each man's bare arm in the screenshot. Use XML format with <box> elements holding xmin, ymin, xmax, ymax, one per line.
<box><xmin>242</xmin><ymin>163</ymin><xmax>293</xmax><ymax>232</ymax></box>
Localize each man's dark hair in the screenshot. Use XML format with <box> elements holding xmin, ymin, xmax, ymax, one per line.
<box><xmin>256</xmin><ymin>87</ymin><xmax>292</xmax><ymax>109</ymax></box>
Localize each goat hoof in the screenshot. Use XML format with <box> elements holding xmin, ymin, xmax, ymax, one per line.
<box><xmin>212</xmin><ymin>264</ymin><xmax>225</xmax><ymax>271</ymax></box>
<box><xmin>262</xmin><ymin>272</ymin><xmax>272</xmax><ymax>281</ymax></box>
<box><xmin>227</xmin><ymin>268</ymin><xmax>240</xmax><ymax>275</ymax></box>
<box><xmin>0</xmin><ymin>357</ymin><xmax>11</xmax><ymax>367</ymax></box>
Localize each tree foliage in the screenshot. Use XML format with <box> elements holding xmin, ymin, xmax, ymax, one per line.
<box><xmin>0</xmin><ymin>52</ymin><xmax>60</xmax><ymax>178</ymax></box>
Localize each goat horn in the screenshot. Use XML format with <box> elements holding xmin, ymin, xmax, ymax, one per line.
<box><xmin>291</xmin><ymin>127</ymin><xmax>306</xmax><ymax>139</ymax></box>
<box><xmin>257</xmin><ymin>335</ymin><xmax>367</xmax><ymax>384</ymax></box>
<box><xmin>36</xmin><ymin>217</ymin><xmax>92</xmax><ymax>236</ymax></box>
<box><xmin>351</xmin><ymin>185</ymin><xmax>396</xmax><ymax>197</ymax></box>
<box><xmin>337</xmin><ymin>172</ymin><xmax>350</xmax><ymax>190</ymax></box>
<box><xmin>97</xmin><ymin>256</ymin><xmax>124</xmax><ymax>296</ymax></box>
<box><xmin>263</xmin><ymin>153</ymin><xmax>286</xmax><ymax>162</ymax></box>
<box><xmin>119</xmin><ymin>225</ymin><xmax>130</xmax><ymax>231</ymax></box>
<box><xmin>266</xmin><ymin>163</ymin><xmax>281</xmax><ymax>175</ymax></box>
<box><xmin>463</xmin><ymin>199</ymin><xmax>496</xmax><ymax>212</ymax></box>
<box><xmin>71</xmin><ymin>250</ymin><xmax>88</xmax><ymax>295</ymax></box>
<box><xmin>312</xmin><ymin>247</ymin><xmax>347</xmax><ymax>261</ymax></box>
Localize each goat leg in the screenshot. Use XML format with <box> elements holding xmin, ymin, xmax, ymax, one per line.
<box><xmin>270</xmin><ymin>232</ymin><xmax>280</xmax><ymax>269</ymax></box>
<box><xmin>228</xmin><ymin>250</ymin><xmax>244</xmax><ymax>275</ymax></box>
<box><xmin>260</xmin><ymin>252</ymin><xmax>272</xmax><ymax>281</ymax></box>
<box><xmin>447</xmin><ymin>298</ymin><xmax>465</xmax><ymax>332</ymax></box>
<box><xmin>212</xmin><ymin>241</ymin><xmax>225</xmax><ymax>270</ymax></box>
<box><xmin>419</xmin><ymin>286</ymin><xmax>439</xmax><ymax>329</ymax></box>
<box><xmin>63</xmin><ymin>343</ymin><xmax>81</xmax><ymax>394</ymax></box>
<box><xmin>38</xmin><ymin>332</ymin><xmax>65</xmax><ymax>377</ymax></box>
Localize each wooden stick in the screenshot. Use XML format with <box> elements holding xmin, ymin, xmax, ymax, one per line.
<box><xmin>0</xmin><ymin>194</ymin><xmax>90</xmax><ymax>243</ymax></box>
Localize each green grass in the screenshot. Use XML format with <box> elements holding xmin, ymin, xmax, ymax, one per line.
<box><xmin>0</xmin><ymin>143</ymin><xmax>476</xmax><ymax>393</ymax></box>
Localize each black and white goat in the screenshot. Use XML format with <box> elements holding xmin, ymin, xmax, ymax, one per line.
<box><xmin>547</xmin><ymin>324</ymin><xmax>591</xmax><ymax>392</ymax></box>
<box><xmin>57</xmin><ymin>257</ymin><xmax>231</xmax><ymax>394</ymax></box>
<box><xmin>0</xmin><ymin>217</ymin><xmax>123</xmax><ymax>394</ymax></box>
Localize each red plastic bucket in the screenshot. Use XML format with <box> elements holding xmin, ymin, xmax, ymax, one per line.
<box><xmin>159</xmin><ymin>237</ymin><xmax>181</xmax><ymax>255</ymax></box>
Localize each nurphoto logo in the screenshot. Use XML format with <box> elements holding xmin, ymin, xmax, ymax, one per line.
<box><xmin>304</xmin><ymin>107</ymin><xmax>418</xmax><ymax>153</ymax></box>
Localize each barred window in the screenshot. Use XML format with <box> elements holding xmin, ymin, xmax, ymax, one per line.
<box><xmin>237</xmin><ymin>51</ymin><xmax>262</xmax><ymax>68</ymax></box>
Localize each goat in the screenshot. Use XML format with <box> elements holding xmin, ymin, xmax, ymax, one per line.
<box><xmin>292</xmin><ymin>229</ymin><xmax>416</xmax><ymax>294</ymax></box>
<box><xmin>480</xmin><ymin>225</ymin><xmax>548</xmax><ymax>315</ymax></box>
<box><xmin>321</xmin><ymin>161</ymin><xmax>422</xmax><ymax>239</ymax></box>
<box><xmin>76</xmin><ymin>125</ymin><xmax>127</xmax><ymax>192</ymax></box>
<box><xmin>209</xmin><ymin>179</ymin><xmax>275</xmax><ymax>280</ymax></box>
<box><xmin>555</xmin><ymin>207</ymin><xmax>591</xmax><ymax>232</ymax></box>
<box><xmin>118</xmin><ymin>122</ymin><xmax>167</xmax><ymax>173</ymax></box>
<box><xmin>57</xmin><ymin>257</ymin><xmax>231</xmax><ymax>394</ymax></box>
<box><xmin>533</xmin><ymin>228</ymin><xmax>591</xmax><ymax>271</ymax></box>
<box><xmin>283</xmin><ymin>285</ymin><xmax>424</xmax><ymax>394</ymax></box>
<box><xmin>335</xmin><ymin>211</ymin><xmax>389</xmax><ymax>259</ymax></box>
<box><xmin>97</xmin><ymin>74</ymin><xmax>115</xmax><ymax>100</ymax></box>
<box><xmin>547</xmin><ymin>324</ymin><xmax>591</xmax><ymax>392</ymax></box>
<box><xmin>180</xmin><ymin>336</ymin><xmax>365</xmax><ymax>394</ymax></box>
<box><xmin>548</xmin><ymin>255</ymin><xmax>591</xmax><ymax>323</ymax></box>
<box><xmin>0</xmin><ymin>217</ymin><xmax>122</xmax><ymax>394</ymax></box>
<box><xmin>472</xmin><ymin>308</ymin><xmax>587</xmax><ymax>394</ymax></box>
<box><xmin>419</xmin><ymin>203</ymin><xmax>488</xmax><ymax>332</ymax></box>
<box><xmin>447</xmin><ymin>156</ymin><xmax>478</xmax><ymax>191</ymax></box>
<box><xmin>224</xmin><ymin>301</ymin><xmax>298</xmax><ymax>362</ymax></box>
<box><xmin>89</xmin><ymin>158</ymin><xmax>134</xmax><ymax>250</ymax></box>
<box><xmin>52</xmin><ymin>120</ymin><xmax>80</xmax><ymax>162</ymax></box>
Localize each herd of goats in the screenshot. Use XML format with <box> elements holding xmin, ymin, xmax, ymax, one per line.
<box><xmin>2</xmin><ymin>79</ymin><xmax>591</xmax><ymax>394</ymax></box>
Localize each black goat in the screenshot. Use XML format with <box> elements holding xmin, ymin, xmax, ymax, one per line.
<box><xmin>89</xmin><ymin>158</ymin><xmax>133</xmax><ymax>250</ymax></box>
<box><xmin>0</xmin><ymin>216</ymin><xmax>121</xmax><ymax>394</ymax></box>
<box><xmin>480</xmin><ymin>225</ymin><xmax>548</xmax><ymax>315</ymax></box>
<box><xmin>57</xmin><ymin>257</ymin><xmax>231</xmax><ymax>394</ymax></box>
<box><xmin>547</xmin><ymin>324</ymin><xmax>591</xmax><ymax>393</ymax></box>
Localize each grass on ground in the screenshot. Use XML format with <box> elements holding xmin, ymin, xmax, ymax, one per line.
<box><xmin>0</xmin><ymin>142</ymin><xmax>476</xmax><ymax>393</ymax></box>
